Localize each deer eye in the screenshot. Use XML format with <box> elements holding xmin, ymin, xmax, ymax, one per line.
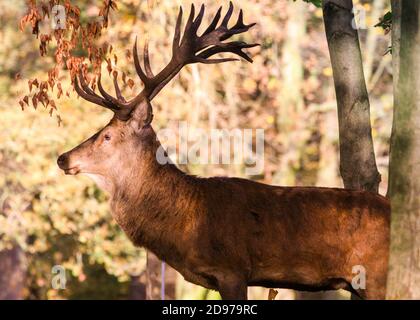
<box><xmin>104</xmin><ymin>134</ymin><xmax>111</xmax><ymax>141</ymax></box>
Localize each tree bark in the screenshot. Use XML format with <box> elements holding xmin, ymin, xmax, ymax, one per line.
<box><xmin>322</xmin><ymin>0</ymin><xmax>381</xmax><ymax>193</ymax></box>
<box><xmin>389</xmin><ymin>0</ymin><xmax>401</xmax><ymax>119</ymax></box>
<box><xmin>129</xmin><ymin>272</ymin><xmax>147</xmax><ymax>300</ymax></box>
<box><xmin>386</xmin><ymin>1</ymin><xmax>420</xmax><ymax>299</ymax></box>
<box><xmin>145</xmin><ymin>251</ymin><xmax>177</xmax><ymax>300</ymax></box>
<box><xmin>364</xmin><ymin>0</ymin><xmax>385</xmax><ymax>85</ymax></box>
<box><xmin>276</xmin><ymin>0</ymin><xmax>308</xmax><ymax>187</ymax></box>
<box><xmin>0</xmin><ymin>246</ymin><xmax>27</xmax><ymax>300</ymax></box>
<box><xmin>145</xmin><ymin>252</ymin><xmax>161</xmax><ymax>299</ymax></box>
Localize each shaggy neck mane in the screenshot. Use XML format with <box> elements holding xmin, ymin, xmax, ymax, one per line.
<box><xmin>109</xmin><ymin>140</ymin><xmax>203</xmax><ymax>262</ymax></box>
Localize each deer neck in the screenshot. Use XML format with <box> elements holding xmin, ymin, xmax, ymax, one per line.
<box><xmin>109</xmin><ymin>146</ymin><xmax>202</xmax><ymax>262</ymax></box>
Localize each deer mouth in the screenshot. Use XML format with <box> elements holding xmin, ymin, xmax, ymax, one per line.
<box><xmin>63</xmin><ymin>167</ymin><xmax>81</xmax><ymax>175</ymax></box>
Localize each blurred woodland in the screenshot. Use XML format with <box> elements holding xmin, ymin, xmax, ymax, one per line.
<box><xmin>0</xmin><ymin>0</ymin><xmax>393</xmax><ymax>299</ymax></box>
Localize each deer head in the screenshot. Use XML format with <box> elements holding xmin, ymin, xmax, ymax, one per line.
<box><xmin>57</xmin><ymin>3</ymin><xmax>257</xmax><ymax>192</ymax></box>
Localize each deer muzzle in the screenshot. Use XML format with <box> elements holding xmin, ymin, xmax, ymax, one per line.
<box><xmin>57</xmin><ymin>153</ymin><xmax>81</xmax><ymax>175</ymax></box>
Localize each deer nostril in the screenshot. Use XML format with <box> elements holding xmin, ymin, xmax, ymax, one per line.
<box><xmin>57</xmin><ymin>154</ymin><xmax>67</xmax><ymax>168</ymax></box>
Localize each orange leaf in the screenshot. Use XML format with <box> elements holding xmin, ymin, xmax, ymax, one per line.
<box><xmin>50</xmin><ymin>100</ymin><xmax>57</xmax><ymax>110</ymax></box>
<box><xmin>32</xmin><ymin>95</ymin><xmax>38</xmax><ymax>109</ymax></box>
<box><xmin>57</xmin><ymin>83</ymin><xmax>63</xmax><ymax>99</ymax></box>
<box><xmin>106</xmin><ymin>58</ymin><xmax>112</xmax><ymax>75</ymax></box>
<box><xmin>127</xmin><ymin>79</ymin><xmax>135</xmax><ymax>89</ymax></box>
<box><xmin>125</xmin><ymin>49</ymin><xmax>131</xmax><ymax>60</ymax></box>
<box><xmin>57</xmin><ymin>114</ymin><xmax>62</xmax><ymax>127</ymax></box>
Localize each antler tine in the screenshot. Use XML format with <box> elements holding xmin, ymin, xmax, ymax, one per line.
<box><xmin>97</xmin><ymin>74</ymin><xmax>121</xmax><ymax>106</ymax></box>
<box><xmin>221</xmin><ymin>1</ymin><xmax>234</xmax><ymax>28</ymax></box>
<box><xmin>130</xmin><ymin>37</ymin><xmax>157</xmax><ymax>107</ymax></box>
<box><xmin>133</xmin><ymin>37</ymin><xmax>149</xmax><ymax>84</ymax></box>
<box><xmin>78</xmin><ymin>68</ymin><xmax>98</xmax><ymax>97</ymax></box>
<box><xmin>182</xmin><ymin>3</ymin><xmax>196</xmax><ymax>40</ymax></box>
<box><xmin>173</xmin><ymin>7</ymin><xmax>183</xmax><ymax>53</ymax></box>
<box><xmin>202</xmin><ymin>6</ymin><xmax>222</xmax><ymax>36</ymax></box>
<box><xmin>198</xmin><ymin>41</ymin><xmax>259</xmax><ymax>63</ymax></box>
<box><xmin>220</xmin><ymin>10</ymin><xmax>256</xmax><ymax>41</ymax></box>
<box><xmin>234</xmin><ymin>9</ymin><xmax>247</xmax><ymax>29</ymax></box>
<box><xmin>143</xmin><ymin>39</ymin><xmax>154</xmax><ymax>78</ymax></box>
<box><xmin>74</xmin><ymin>75</ymin><xmax>105</xmax><ymax>108</ymax></box>
<box><xmin>112</xmin><ymin>72</ymin><xmax>126</xmax><ymax>102</ymax></box>
<box><xmin>191</xmin><ymin>4</ymin><xmax>205</xmax><ymax>35</ymax></box>
<box><xmin>194</xmin><ymin>57</ymin><xmax>239</xmax><ymax>64</ymax></box>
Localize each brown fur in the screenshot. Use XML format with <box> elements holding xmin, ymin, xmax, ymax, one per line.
<box><xmin>58</xmin><ymin>119</ymin><xmax>390</xmax><ymax>299</ymax></box>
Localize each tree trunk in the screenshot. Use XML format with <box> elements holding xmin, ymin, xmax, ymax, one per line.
<box><xmin>145</xmin><ymin>251</ymin><xmax>177</xmax><ymax>300</ymax></box>
<box><xmin>386</xmin><ymin>1</ymin><xmax>420</xmax><ymax>299</ymax></box>
<box><xmin>145</xmin><ymin>252</ymin><xmax>161</xmax><ymax>299</ymax></box>
<box><xmin>322</xmin><ymin>0</ymin><xmax>381</xmax><ymax>193</ymax></box>
<box><xmin>364</xmin><ymin>0</ymin><xmax>385</xmax><ymax>85</ymax></box>
<box><xmin>275</xmin><ymin>0</ymin><xmax>308</xmax><ymax>187</ymax></box>
<box><xmin>0</xmin><ymin>246</ymin><xmax>27</xmax><ymax>300</ymax></box>
<box><xmin>389</xmin><ymin>0</ymin><xmax>401</xmax><ymax>118</ymax></box>
<box><xmin>129</xmin><ymin>272</ymin><xmax>147</xmax><ymax>300</ymax></box>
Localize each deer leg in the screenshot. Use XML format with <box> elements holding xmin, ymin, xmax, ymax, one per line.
<box><xmin>217</xmin><ymin>276</ymin><xmax>248</xmax><ymax>300</ymax></box>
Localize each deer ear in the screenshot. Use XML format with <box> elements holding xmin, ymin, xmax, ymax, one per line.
<box><xmin>128</xmin><ymin>99</ymin><xmax>154</xmax><ymax>132</ymax></box>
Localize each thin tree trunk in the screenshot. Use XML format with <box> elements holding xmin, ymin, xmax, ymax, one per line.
<box><xmin>275</xmin><ymin>0</ymin><xmax>308</xmax><ymax>188</ymax></box>
<box><xmin>129</xmin><ymin>272</ymin><xmax>147</xmax><ymax>300</ymax></box>
<box><xmin>386</xmin><ymin>1</ymin><xmax>420</xmax><ymax>299</ymax></box>
<box><xmin>146</xmin><ymin>251</ymin><xmax>163</xmax><ymax>299</ymax></box>
<box><xmin>0</xmin><ymin>246</ymin><xmax>27</xmax><ymax>300</ymax></box>
<box><xmin>322</xmin><ymin>0</ymin><xmax>381</xmax><ymax>193</ymax></box>
<box><xmin>364</xmin><ymin>0</ymin><xmax>385</xmax><ymax>85</ymax></box>
<box><xmin>390</xmin><ymin>0</ymin><xmax>401</xmax><ymax>114</ymax></box>
<box><xmin>0</xmin><ymin>198</ymin><xmax>27</xmax><ymax>299</ymax></box>
<box><xmin>145</xmin><ymin>251</ymin><xmax>177</xmax><ymax>300</ymax></box>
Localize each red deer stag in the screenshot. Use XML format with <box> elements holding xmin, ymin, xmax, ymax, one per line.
<box><xmin>57</xmin><ymin>3</ymin><xmax>390</xmax><ymax>299</ymax></box>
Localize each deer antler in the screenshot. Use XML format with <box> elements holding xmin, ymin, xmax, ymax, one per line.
<box><xmin>74</xmin><ymin>2</ymin><xmax>258</xmax><ymax>122</ymax></box>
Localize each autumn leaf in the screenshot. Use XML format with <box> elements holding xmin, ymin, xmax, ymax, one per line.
<box><xmin>50</xmin><ymin>100</ymin><xmax>57</xmax><ymax>110</ymax></box>
<box><xmin>32</xmin><ymin>95</ymin><xmax>38</xmax><ymax>109</ymax></box>
<box><xmin>57</xmin><ymin>83</ymin><xmax>63</xmax><ymax>99</ymax></box>
<box><xmin>125</xmin><ymin>49</ymin><xmax>132</xmax><ymax>61</ymax></box>
<box><xmin>127</xmin><ymin>78</ymin><xmax>135</xmax><ymax>89</ymax></box>
<box><xmin>56</xmin><ymin>114</ymin><xmax>63</xmax><ymax>127</ymax></box>
<box><xmin>106</xmin><ymin>58</ymin><xmax>112</xmax><ymax>75</ymax></box>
